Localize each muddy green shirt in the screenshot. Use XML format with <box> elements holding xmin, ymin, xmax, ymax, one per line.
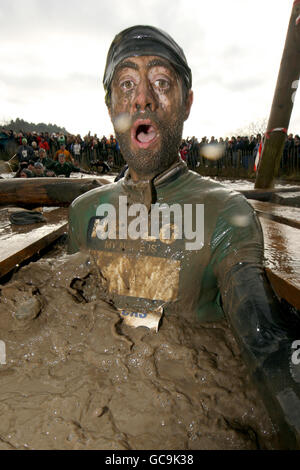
<box><xmin>40</xmin><ymin>157</ymin><xmax>55</xmax><ymax>170</ymax></box>
<box><xmin>68</xmin><ymin>163</ymin><xmax>263</xmax><ymax>321</ymax></box>
<box><xmin>53</xmin><ymin>161</ymin><xmax>80</xmax><ymax>177</ymax></box>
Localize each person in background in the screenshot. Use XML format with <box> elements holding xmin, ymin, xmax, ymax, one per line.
<box><xmin>37</xmin><ymin>148</ymin><xmax>55</xmax><ymax>170</ymax></box>
<box><xmin>31</xmin><ymin>141</ymin><xmax>40</xmax><ymax>161</ymax></box>
<box><xmin>53</xmin><ymin>153</ymin><xmax>81</xmax><ymax>177</ymax></box>
<box><xmin>27</xmin><ymin>160</ymin><xmax>36</xmax><ymax>173</ymax></box>
<box><xmin>14</xmin><ymin>162</ymin><xmax>28</xmax><ymax>178</ymax></box>
<box><xmin>295</xmin><ymin>134</ymin><xmax>300</xmax><ymax>160</ymax></box>
<box><xmin>54</xmin><ymin>142</ymin><xmax>74</xmax><ymax>164</ymax></box>
<box><xmin>16</xmin><ymin>138</ymin><xmax>34</xmax><ymax>164</ymax></box>
<box><xmin>19</xmin><ymin>168</ymin><xmax>34</xmax><ymax>178</ymax></box>
<box><xmin>33</xmin><ymin>162</ymin><xmax>46</xmax><ymax>177</ymax></box>
<box><xmin>39</xmin><ymin>136</ymin><xmax>50</xmax><ymax>153</ymax></box>
<box><xmin>72</xmin><ymin>137</ymin><xmax>82</xmax><ymax>164</ymax></box>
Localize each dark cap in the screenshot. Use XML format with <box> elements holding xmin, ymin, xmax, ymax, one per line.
<box><xmin>103</xmin><ymin>25</ymin><xmax>192</xmax><ymax>98</ymax></box>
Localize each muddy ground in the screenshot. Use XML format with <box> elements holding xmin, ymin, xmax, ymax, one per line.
<box><xmin>0</xmin><ymin>249</ymin><xmax>280</xmax><ymax>450</ymax></box>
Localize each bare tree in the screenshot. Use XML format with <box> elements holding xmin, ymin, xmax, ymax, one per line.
<box><xmin>232</xmin><ymin>117</ymin><xmax>268</xmax><ymax>137</ymax></box>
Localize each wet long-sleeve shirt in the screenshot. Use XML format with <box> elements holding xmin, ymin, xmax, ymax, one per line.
<box><xmin>69</xmin><ymin>162</ymin><xmax>263</xmax><ymax>321</ymax></box>
<box><xmin>68</xmin><ymin>161</ymin><xmax>300</xmax><ymax>446</ymax></box>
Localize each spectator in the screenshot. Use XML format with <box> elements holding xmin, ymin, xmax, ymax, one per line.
<box><xmin>54</xmin><ymin>143</ymin><xmax>74</xmax><ymax>163</ymax></box>
<box><xmin>72</xmin><ymin>137</ymin><xmax>82</xmax><ymax>163</ymax></box>
<box><xmin>283</xmin><ymin>133</ymin><xmax>295</xmax><ymax>171</ymax></box>
<box><xmin>100</xmin><ymin>136</ymin><xmax>108</xmax><ymax>160</ymax></box>
<box><xmin>31</xmin><ymin>141</ymin><xmax>39</xmax><ymax>160</ymax></box>
<box><xmin>27</xmin><ymin>160</ymin><xmax>36</xmax><ymax>173</ymax></box>
<box><xmin>39</xmin><ymin>136</ymin><xmax>50</xmax><ymax>153</ymax></box>
<box><xmin>53</xmin><ymin>153</ymin><xmax>81</xmax><ymax>177</ymax></box>
<box><xmin>33</xmin><ymin>162</ymin><xmax>46</xmax><ymax>177</ymax></box>
<box><xmin>16</xmin><ymin>138</ymin><xmax>34</xmax><ymax>164</ymax></box>
<box><xmin>20</xmin><ymin>168</ymin><xmax>34</xmax><ymax>178</ymax></box>
<box><xmin>37</xmin><ymin>148</ymin><xmax>55</xmax><ymax>170</ymax></box>
<box><xmin>180</xmin><ymin>143</ymin><xmax>188</xmax><ymax>162</ymax></box>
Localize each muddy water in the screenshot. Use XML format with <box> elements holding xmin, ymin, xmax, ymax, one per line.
<box><xmin>0</xmin><ymin>251</ymin><xmax>280</xmax><ymax>450</ymax></box>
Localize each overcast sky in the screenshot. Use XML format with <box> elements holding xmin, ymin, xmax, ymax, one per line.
<box><xmin>0</xmin><ymin>0</ymin><xmax>299</xmax><ymax>139</ymax></box>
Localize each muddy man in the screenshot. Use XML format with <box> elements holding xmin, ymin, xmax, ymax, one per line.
<box><xmin>69</xmin><ymin>26</ymin><xmax>300</xmax><ymax>447</ymax></box>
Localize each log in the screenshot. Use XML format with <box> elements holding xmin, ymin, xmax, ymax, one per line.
<box><xmin>1</xmin><ymin>177</ymin><xmax>300</xmax><ymax>208</ymax></box>
<box><xmin>0</xmin><ymin>177</ymin><xmax>111</xmax><ymax>208</ymax></box>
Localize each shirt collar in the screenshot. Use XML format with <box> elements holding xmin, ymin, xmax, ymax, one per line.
<box><xmin>121</xmin><ymin>159</ymin><xmax>188</xmax><ymax>211</ymax></box>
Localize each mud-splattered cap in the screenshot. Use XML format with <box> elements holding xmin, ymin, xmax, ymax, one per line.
<box><xmin>103</xmin><ymin>25</ymin><xmax>192</xmax><ymax>97</ymax></box>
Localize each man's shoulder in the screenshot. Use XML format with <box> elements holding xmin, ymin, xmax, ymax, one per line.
<box><xmin>70</xmin><ymin>180</ymin><xmax>121</xmax><ymax>213</ymax></box>
<box><xmin>182</xmin><ymin>171</ymin><xmax>252</xmax><ymax>212</ymax></box>
<box><xmin>184</xmin><ymin>170</ymin><xmax>238</xmax><ymax>197</ymax></box>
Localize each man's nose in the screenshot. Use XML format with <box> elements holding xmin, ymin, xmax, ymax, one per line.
<box><xmin>133</xmin><ymin>80</ymin><xmax>158</xmax><ymax>112</ymax></box>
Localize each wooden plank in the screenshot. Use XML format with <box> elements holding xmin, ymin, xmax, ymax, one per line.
<box><xmin>0</xmin><ymin>177</ymin><xmax>110</xmax><ymax>208</ymax></box>
<box><xmin>259</xmin><ymin>217</ymin><xmax>300</xmax><ymax>310</ymax></box>
<box><xmin>0</xmin><ymin>208</ymin><xmax>68</xmax><ymax>278</ymax></box>
<box><xmin>249</xmin><ymin>199</ymin><xmax>300</xmax><ymax>229</ymax></box>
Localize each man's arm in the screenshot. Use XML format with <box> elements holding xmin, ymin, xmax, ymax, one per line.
<box><xmin>211</xmin><ymin>194</ymin><xmax>289</xmax><ymax>346</ymax></box>
<box><xmin>211</xmin><ymin>193</ymin><xmax>300</xmax><ymax>448</ymax></box>
<box><xmin>69</xmin><ymin>163</ymin><xmax>81</xmax><ymax>173</ymax></box>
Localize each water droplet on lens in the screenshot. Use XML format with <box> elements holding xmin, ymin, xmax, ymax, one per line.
<box><xmin>114</xmin><ymin>113</ymin><xmax>132</xmax><ymax>133</ymax></box>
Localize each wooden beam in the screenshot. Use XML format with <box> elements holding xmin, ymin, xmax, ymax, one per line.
<box><xmin>249</xmin><ymin>199</ymin><xmax>300</xmax><ymax>229</ymax></box>
<box><xmin>0</xmin><ymin>177</ymin><xmax>110</xmax><ymax>208</ymax></box>
<box><xmin>0</xmin><ymin>208</ymin><xmax>68</xmax><ymax>278</ymax></box>
<box><xmin>259</xmin><ymin>217</ymin><xmax>300</xmax><ymax>310</ymax></box>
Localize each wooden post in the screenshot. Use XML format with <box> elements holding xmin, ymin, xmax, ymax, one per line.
<box><xmin>255</xmin><ymin>0</ymin><xmax>300</xmax><ymax>189</ymax></box>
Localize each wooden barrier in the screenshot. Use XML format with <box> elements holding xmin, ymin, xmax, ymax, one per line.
<box><xmin>0</xmin><ymin>207</ymin><xmax>68</xmax><ymax>278</ymax></box>
<box><xmin>248</xmin><ymin>201</ymin><xmax>300</xmax><ymax>311</ymax></box>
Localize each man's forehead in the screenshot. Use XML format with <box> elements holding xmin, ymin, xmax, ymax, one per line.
<box><xmin>115</xmin><ymin>55</ymin><xmax>176</xmax><ymax>73</ymax></box>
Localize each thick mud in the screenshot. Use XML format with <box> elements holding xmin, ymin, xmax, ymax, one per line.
<box><xmin>0</xmin><ymin>251</ymin><xmax>279</xmax><ymax>450</ymax></box>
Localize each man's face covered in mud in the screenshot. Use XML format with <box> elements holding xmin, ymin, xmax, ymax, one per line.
<box><xmin>103</xmin><ymin>26</ymin><xmax>193</xmax><ymax>179</ymax></box>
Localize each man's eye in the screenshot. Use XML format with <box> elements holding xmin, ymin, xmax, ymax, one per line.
<box><xmin>120</xmin><ymin>80</ymin><xmax>135</xmax><ymax>91</ymax></box>
<box><xmin>153</xmin><ymin>79</ymin><xmax>170</xmax><ymax>90</ymax></box>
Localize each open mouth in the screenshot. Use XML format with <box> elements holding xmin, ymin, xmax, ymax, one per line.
<box><xmin>131</xmin><ymin>120</ymin><xmax>158</xmax><ymax>148</ymax></box>
<box><xmin>136</xmin><ymin>124</ymin><xmax>157</xmax><ymax>143</ymax></box>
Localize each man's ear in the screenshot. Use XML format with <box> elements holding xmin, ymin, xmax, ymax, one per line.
<box><xmin>184</xmin><ymin>90</ymin><xmax>193</xmax><ymax>121</ymax></box>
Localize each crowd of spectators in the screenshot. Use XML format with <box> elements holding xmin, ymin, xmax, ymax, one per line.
<box><xmin>1</xmin><ymin>128</ymin><xmax>299</xmax><ymax>177</ymax></box>
<box><xmin>179</xmin><ymin>134</ymin><xmax>300</xmax><ymax>172</ymax></box>
<box><xmin>0</xmin><ymin>130</ymin><xmax>116</xmax><ymax>178</ymax></box>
